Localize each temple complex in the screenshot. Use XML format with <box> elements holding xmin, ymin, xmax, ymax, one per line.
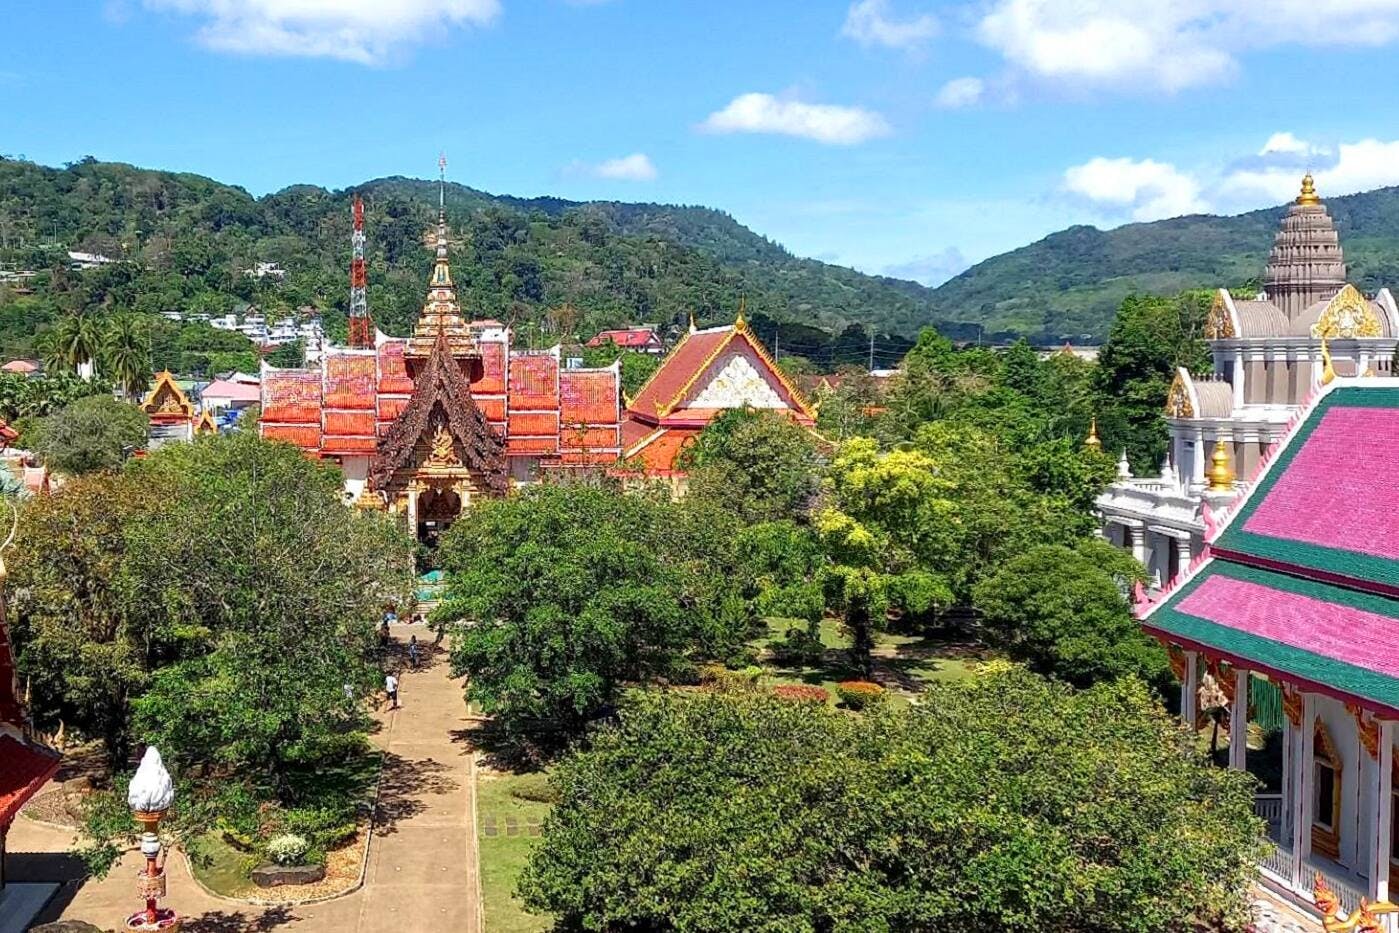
<box><xmin>260</xmin><ymin>202</ymin><xmax>622</xmax><ymax>540</ymax></box>
<box><xmin>621</xmin><ymin>308</ymin><xmax>815</xmax><ymax>475</ymax></box>
<box><xmin>1137</xmin><ymin>377</ymin><xmax>1399</xmax><ymax>916</ymax></box>
<box><xmin>1097</xmin><ymin>176</ymin><xmax>1399</xmax><ymax>588</ymax></box>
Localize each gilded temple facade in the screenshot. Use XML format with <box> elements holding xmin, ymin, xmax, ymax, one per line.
<box><xmin>1097</xmin><ymin>176</ymin><xmax>1399</xmax><ymax>588</ymax></box>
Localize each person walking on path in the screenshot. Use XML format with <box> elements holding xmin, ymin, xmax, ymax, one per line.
<box><xmin>385</xmin><ymin>672</ymin><xmax>399</xmax><ymax>710</ymax></box>
<box><xmin>408</xmin><ymin>635</ymin><xmax>420</xmax><ymax>669</ymax></box>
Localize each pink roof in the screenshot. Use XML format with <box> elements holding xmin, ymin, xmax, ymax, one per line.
<box><xmin>1243</xmin><ymin>406</ymin><xmax>1399</xmax><ymax>560</ymax></box>
<box><xmin>202</xmin><ymin>379</ymin><xmax>262</xmax><ymax>403</ymax></box>
<box><xmin>587</xmin><ymin>328</ymin><xmax>661</xmax><ymax>349</ymax></box>
<box><xmin>1176</xmin><ymin>575</ymin><xmax>1399</xmax><ymax>680</ymax></box>
<box><xmin>1</xmin><ymin>360</ymin><xmax>38</xmax><ymax>374</ymax></box>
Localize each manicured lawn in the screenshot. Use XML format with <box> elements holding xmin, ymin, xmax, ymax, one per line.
<box><xmin>477</xmin><ymin>769</ymin><xmax>554</xmax><ymax>933</ymax></box>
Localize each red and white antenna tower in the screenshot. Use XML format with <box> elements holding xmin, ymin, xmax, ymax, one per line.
<box><xmin>348</xmin><ymin>194</ymin><xmax>373</xmax><ymax>349</ymax></box>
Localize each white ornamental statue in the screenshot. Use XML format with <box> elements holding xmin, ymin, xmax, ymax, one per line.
<box><xmin>127</xmin><ymin>746</ymin><xmax>175</xmax><ymax>815</ymax></box>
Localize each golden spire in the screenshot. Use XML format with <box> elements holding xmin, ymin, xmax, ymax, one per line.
<box><xmin>688</xmin><ymin>311</ymin><xmax>696</xmax><ymax>333</ymax></box>
<box><xmin>1297</xmin><ymin>173</ymin><xmax>1321</xmax><ymax>206</ymax></box>
<box><xmin>1084</xmin><ymin>417</ymin><xmax>1102</xmax><ymax>451</ymax></box>
<box><xmin>735</xmin><ymin>296</ymin><xmax>747</xmax><ymax>332</ymax></box>
<box><xmin>1321</xmin><ymin>336</ymin><xmax>1336</xmax><ymax>385</ymax></box>
<box><xmin>1208</xmin><ymin>438</ymin><xmax>1234</xmax><ymax>492</ymax></box>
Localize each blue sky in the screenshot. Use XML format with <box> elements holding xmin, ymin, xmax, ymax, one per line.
<box><xmin>7</xmin><ymin>1</ymin><xmax>1399</xmax><ymax>285</ymax></box>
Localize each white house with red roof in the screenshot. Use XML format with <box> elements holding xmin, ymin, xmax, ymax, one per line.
<box><xmin>585</xmin><ymin>326</ymin><xmax>665</xmax><ymax>355</ymax></box>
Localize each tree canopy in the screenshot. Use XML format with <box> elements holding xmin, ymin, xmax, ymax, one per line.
<box><xmin>520</xmin><ymin>668</ymin><xmax>1262</xmax><ymax>932</ymax></box>
<box><xmin>27</xmin><ymin>394</ymin><xmax>148</xmax><ymax>475</ymax></box>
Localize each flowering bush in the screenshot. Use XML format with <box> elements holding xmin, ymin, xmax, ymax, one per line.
<box><xmin>836</xmin><ymin>681</ymin><xmax>885</xmax><ymax>710</ymax></box>
<box><xmin>772</xmin><ymin>684</ymin><xmax>829</xmax><ymax>704</ymax></box>
<box><xmin>265</xmin><ymin>833</ymin><xmax>310</xmax><ymax>866</ymax></box>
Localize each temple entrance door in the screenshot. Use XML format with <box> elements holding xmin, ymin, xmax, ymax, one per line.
<box><xmin>417</xmin><ymin>484</ymin><xmax>463</xmax><ymax>546</ymax></box>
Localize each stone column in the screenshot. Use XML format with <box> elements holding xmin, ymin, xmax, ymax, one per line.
<box><xmin>1175</xmin><ymin>538</ymin><xmax>1191</xmax><ymax>580</ymax></box>
<box><xmin>1229</xmin><ymin>668</ymin><xmax>1249</xmax><ymax>771</ymax></box>
<box><xmin>1129</xmin><ymin>525</ymin><xmax>1146</xmax><ymax>567</ymax></box>
<box><xmin>1371</xmin><ymin>720</ymin><xmax>1394</xmax><ymax>904</ymax></box>
<box><xmin>406</xmin><ymin>485</ymin><xmax>420</xmax><ymax>533</ymax></box>
<box><xmin>1182</xmin><ymin>651</ymin><xmax>1200</xmax><ymax>729</ymax></box>
<box><xmin>1192</xmin><ymin>428</ymin><xmax>1207</xmax><ymax>490</ymax></box>
<box><xmin>1296</xmin><ymin>693</ymin><xmax>1316</xmax><ymax>875</ymax></box>
<box><xmin>1313</xmin><ymin>347</ymin><xmax>1325</xmax><ymax>388</ymax></box>
<box><xmin>1233</xmin><ymin>349</ymin><xmax>1246</xmax><ymax>410</ymax></box>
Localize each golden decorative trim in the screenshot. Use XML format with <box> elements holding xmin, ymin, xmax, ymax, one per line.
<box><xmin>1347</xmin><ymin>703</ymin><xmax>1380</xmax><ymax>760</ymax></box>
<box><xmin>1297</xmin><ymin>173</ymin><xmax>1321</xmax><ymax>206</ymax></box>
<box><xmin>193</xmin><ymin>410</ymin><xmax>216</xmax><ymax>435</ymax></box>
<box><xmin>660</xmin><ymin>329</ymin><xmax>736</xmax><ymax>416</ymax></box>
<box><xmin>1166</xmin><ymin>644</ymin><xmax>1186</xmax><ymax>682</ymax></box>
<box><xmin>141</xmin><ymin>370</ymin><xmax>194</xmax><ymax>418</ymax></box>
<box><xmin>1165</xmin><ymin>369</ymin><xmax>1194</xmax><ymax>418</ymax></box>
<box><xmin>1282</xmin><ymin>683</ymin><xmax>1303</xmax><ymax>728</ymax></box>
<box><xmin>1313</xmin><ymin>284</ymin><xmax>1382</xmax><ymax>339</ymax></box>
<box><xmin>1205</xmin><ymin>291</ymin><xmax>1236</xmax><ymax>339</ymax></box>
<box><xmin>1321</xmin><ymin>337</ymin><xmax>1337</xmax><ymax>386</ymax></box>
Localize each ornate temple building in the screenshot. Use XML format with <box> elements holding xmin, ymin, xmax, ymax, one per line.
<box><xmin>620</xmin><ymin>310</ymin><xmax>815</xmax><ymax>474</ymax></box>
<box><xmin>1097</xmin><ymin>176</ymin><xmax>1399</xmax><ymax>588</ymax></box>
<box><xmin>1137</xmin><ymin>377</ymin><xmax>1399</xmax><ymax>916</ymax></box>
<box><xmin>259</xmin><ymin>207</ymin><xmax>622</xmax><ymax>539</ymax></box>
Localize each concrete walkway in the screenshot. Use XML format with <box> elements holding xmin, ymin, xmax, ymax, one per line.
<box><xmin>8</xmin><ymin>625</ymin><xmax>481</xmax><ymax>932</ymax></box>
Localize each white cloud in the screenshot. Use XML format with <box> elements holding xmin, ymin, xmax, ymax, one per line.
<box><xmin>1259</xmin><ymin>132</ymin><xmax>1314</xmax><ymax>156</ymax></box>
<box><xmin>969</xmin><ymin>0</ymin><xmax>1399</xmax><ymax>94</ymax></box>
<box><xmin>585</xmin><ymin>153</ymin><xmax>658</xmax><ymax>182</ymax></box>
<box><xmin>841</xmin><ymin>0</ymin><xmax>938</xmax><ymax>50</ymax></box>
<box><xmin>1063</xmin><ymin>156</ymin><xmax>1209</xmax><ymax>221</ymax></box>
<box><xmin>883</xmin><ymin>247</ymin><xmax>971</xmax><ymax>286</ymax></box>
<box><xmin>144</xmin><ymin>0</ymin><xmax>500</xmax><ymax>64</ymax></box>
<box><xmin>1222</xmin><ymin>137</ymin><xmax>1399</xmax><ymax>205</ymax></box>
<box><xmin>699</xmin><ymin>93</ymin><xmax>891</xmax><ymax>146</ymax></box>
<box><xmin>934</xmin><ymin>76</ymin><xmax>984</xmax><ymax>109</ymax></box>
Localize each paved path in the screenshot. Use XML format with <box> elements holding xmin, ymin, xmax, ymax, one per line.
<box><xmin>9</xmin><ymin>625</ymin><xmax>482</xmax><ymax>932</ymax></box>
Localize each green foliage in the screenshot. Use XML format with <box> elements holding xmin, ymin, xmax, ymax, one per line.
<box><xmin>27</xmin><ymin>394</ymin><xmax>148</xmax><ymax>474</ymax></box>
<box><xmin>1094</xmin><ymin>292</ymin><xmax>1211</xmax><ymax>468</ymax></box>
<box><xmin>266</xmin><ymin>833</ymin><xmax>310</xmax><ymax>866</ymax></box>
<box><xmin>265</xmin><ymin>338</ymin><xmax>304</xmax><ymax>368</ymax></box>
<box><xmin>438</xmin><ymin>484</ymin><xmax>751</xmax><ymax>734</ymax></box>
<box><xmin>102</xmin><ymin>314</ymin><xmax>152</xmax><ymax>396</ymax></box>
<box><xmin>972</xmin><ymin>539</ymin><xmax>1167</xmax><ymax>689</ymax></box>
<box><xmin>520</xmin><ymin>671</ymin><xmax>1263</xmax><ymax>932</ymax></box>
<box><xmin>683</xmin><ymin>408</ymin><xmax>823</xmax><ymax>523</ymax></box>
<box><xmin>0</xmin><ymin>369</ymin><xmax>111</xmax><ymax>422</ymax></box>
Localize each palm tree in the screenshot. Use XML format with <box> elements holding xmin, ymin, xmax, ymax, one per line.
<box><xmin>103</xmin><ymin>314</ymin><xmax>151</xmax><ymax>399</ymax></box>
<box><xmin>35</xmin><ymin>330</ymin><xmax>67</xmax><ymax>376</ymax></box>
<box><xmin>51</xmin><ymin>312</ymin><xmax>103</xmax><ymax>380</ymax></box>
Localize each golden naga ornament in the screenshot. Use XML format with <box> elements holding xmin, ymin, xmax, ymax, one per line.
<box><xmin>1314</xmin><ymin>873</ymin><xmax>1399</xmax><ymax>933</ymax></box>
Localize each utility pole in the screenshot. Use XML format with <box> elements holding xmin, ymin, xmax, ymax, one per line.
<box><xmin>773</xmin><ymin>327</ymin><xmax>779</xmax><ymax>360</ymax></box>
<box><xmin>868</xmin><ymin>329</ymin><xmax>875</xmax><ymax>373</ymax></box>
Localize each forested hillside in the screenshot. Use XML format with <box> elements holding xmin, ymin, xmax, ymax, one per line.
<box><xmin>932</xmin><ymin>185</ymin><xmax>1399</xmax><ymax>340</ymax></box>
<box><xmin>0</xmin><ymin>157</ymin><xmax>932</xmax><ymax>364</ymax></box>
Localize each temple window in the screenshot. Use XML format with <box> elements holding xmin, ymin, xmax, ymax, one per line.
<box><xmin>1311</xmin><ymin>718</ymin><xmax>1342</xmax><ymax>860</ymax></box>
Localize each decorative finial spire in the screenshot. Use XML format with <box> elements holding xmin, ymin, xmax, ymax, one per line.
<box><xmin>735</xmin><ymin>296</ymin><xmax>747</xmax><ymax>331</ymax></box>
<box><xmin>1297</xmin><ymin>173</ymin><xmax>1320</xmax><ymax>206</ymax></box>
<box><xmin>435</xmin><ymin>153</ymin><xmax>449</xmax><ymax>260</ymax></box>
<box><xmin>1117</xmin><ymin>450</ymin><xmax>1131</xmax><ymax>481</ymax></box>
<box><xmin>1208</xmin><ymin>438</ymin><xmax>1234</xmax><ymax>492</ymax></box>
<box><xmin>688</xmin><ymin>312</ymin><xmax>696</xmax><ymax>333</ymax></box>
<box><xmin>1084</xmin><ymin>417</ymin><xmax>1102</xmax><ymax>451</ymax></box>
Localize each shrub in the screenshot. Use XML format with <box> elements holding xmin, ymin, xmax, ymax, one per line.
<box><xmin>266</xmin><ymin>833</ymin><xmax>310</xmax><ymax>866</ymax></box>
<box><xmin>772</xmin><ymin>684</ymin><xmax>829</xmax><ymax>705</ymax></box>
<box><xmin>771</xmin><ymin>624</ymin><xmax>825</xmax><ymax>666</ymax></box>
<box><xmin>701</xmin><ymin>665</ymin><xmax>764</xmax><ymax>693</ymax></box>
<box><xmin>509</xmin><ymin>773</ymin><xmax>560</xmax><ymax>805</ymax></box>
<box><xmin>835</xmin><ymin>680</ymin><xmax>885</xmax><ymax>710</ymax></box>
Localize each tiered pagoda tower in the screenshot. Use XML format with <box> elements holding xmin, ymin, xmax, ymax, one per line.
<box><xmin>1262</xmin><ymin>174</ymin><xmax>1347</xmax><ymax>319</ymax></box>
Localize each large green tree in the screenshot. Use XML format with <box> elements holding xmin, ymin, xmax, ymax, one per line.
<box><xmin>27</xmin><ymin>395</ymin><xmax>148</xmax><ymax>475</ymax></box>
<box><xmin>521</xmin><ymin>669</ymin><xmax>1263</xmax><ymax>932</ymax></box>
<box><xmin>682</xmin><ymin>407</ymin><xmax>823</xmax><ymax>524</ymax></box>
<box><xmin>972</xmin><ymin>539</ymin><xmax>1167</xmax><ymax>689</ymax></box>
<box><xmin>438</xmin><ymin>483</ymin><xmax>751</xmax><ymax>735</ymax></box>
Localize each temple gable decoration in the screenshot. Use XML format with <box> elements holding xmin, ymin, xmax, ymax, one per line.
<box><xmin>142</xmin><ymin>371</ymin><xmax>194</xmax><ymax>420</ymax></box>
<box><xmin>1164</xmin><ymin>367</ymin><xmax>1197</xmax><ymax>418</ymax></box>
<box><xmin>1205</xmin><ymin>290</ymin><xmax>1238</xmax><ymax>340</ymax></box>
<box><xmin>368</xmin><ymin>333</ymin><xmax>507</xmax><ymax>496</ymax></box>
<box><xmin>1312</xmin><ymin>284</ymin><xmax>1382</xmax><ymax>339</ymax></box>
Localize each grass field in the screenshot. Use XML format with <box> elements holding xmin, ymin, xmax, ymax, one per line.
<box><xmin>477</xmin><ymin>769</ymin><xmax>554</xmax><ymax>933</ymax></box>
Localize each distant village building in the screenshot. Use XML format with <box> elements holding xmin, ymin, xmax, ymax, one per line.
<box><xmin>141</xmin><ymin>371</ymin><xmax>199</xmax><ymax>447</ymax></box>
<box><xmin>1097</xmin><ymin>176</ymin><xmax>1399</xmax><ymax>589</ymax></box>
<box><xmin>199</xmin><ymin>377</ymin><xmax>261</xmax><ymax>413</ymax></box>
<box><xmin>586</xmin><ymin>326</ymin><xmax>666</xmax><ymax>355</ymax></box>
<box><xmin>620</xmin><ymin>310</ymin><xmax>815</xmax><ymax>476</ymax></box>
<box><xmin>1137</xmin><ymin>377</ymin><xmax>1399</xmax><ymax>915</ymax></box>
<box><xmin>244</xmin><ymin>261</ymin><xmax>287</xmax><ymax>279</ymax></box>
<box><xmin>0</xmin><ymin>361</ymin><xmax>38</xmax><ymax>377</ymax></box>
<box><xmin>65</xmin><ymin>250</ymin><xmax>115</xmax><ymax>270</ymax></box>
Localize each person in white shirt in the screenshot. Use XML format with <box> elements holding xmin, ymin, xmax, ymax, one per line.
<box><xmin>385</xmin><ymin>673</ymin><xmax>399</xmax><ymax>710</ymax></box>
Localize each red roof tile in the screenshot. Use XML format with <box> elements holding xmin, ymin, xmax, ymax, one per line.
<box><xmin>586</xmin><ymin>328</ymin><xmax>661</xmax><ymax>349</ymax></box>
<box><xmin>628</xmin><ymin>329</ymin><xmax>730</xmax><ymax>421</ymax></box>
<box><xmin>0</xmin><ymin>735</ymin><xmax>60</xmax><ymax>825</ymax></box>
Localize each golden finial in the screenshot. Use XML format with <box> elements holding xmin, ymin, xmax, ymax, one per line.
<box><xmin>1208</xmin><ymin>438</ymin><xmax>1234</xmax><ymax>492</ymax></box>
<box><xmin>688</xmin><ymin>312</ymin><xmax>696</xmax><ymax>333</ymax></box>
<box><xmin>735</xmin><ymin>296</ymin><xmax>747</xmax><ymax>332</ymax></box>
<box><xmin>1084</xmin><ymin>417</ymin><xmax>1102</xmax><ymax>451</ymax></box>
<box><xmin>1321</xmin><ymin>336</ymin><xmax>1336</xmax><ymax>385</ymax></box>
<box><xmin>1297</xmin><ymin>173</ymin><xmax>1321</xmax><ymax>206</ymax></box>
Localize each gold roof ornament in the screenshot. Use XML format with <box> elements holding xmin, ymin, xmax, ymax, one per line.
<box><xmin>734</xmin><ymin>297</ymin><xmax>748</xmax><ymax>332</ymax></box>
<box><xmin>1312</xmin><ymin>283</ymin><xmax>1382</xmax><ymax>339</ymax></box>
<box><xmin>1084</xmin><ymin>417</ymin><xmax>1102</xmax><ymax>451</ymax></box>
<box><xmin>1207</xmin><ymin>437</ymin><xmax>1234</xmax><ymax>493</ymax></box>
<box><xmin>1297</xmin><ymin>173</ymin><xmax>1321</xmax><ymax>206</ymax></box>
<box><xmin>1321</xmin><ymin>336</ymin><xmax>1336</xmax><ymax>385</ymax></box>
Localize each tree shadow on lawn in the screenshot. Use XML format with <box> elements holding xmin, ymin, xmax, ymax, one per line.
<box><xmin>373</xmin><ymin>751</ymin><xmax>459</xmax><ymax>837</ymax></box>
<box><xmin>450</xmin><ymin>719</ymin><xmax>569</xmax><ymax>774</ymax></box>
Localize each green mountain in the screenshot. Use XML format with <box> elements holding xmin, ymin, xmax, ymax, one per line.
<box><xmin>931</xmin><ymin>186</ymin><xmax>1399</xmax><ymax>341</ymax></box>
<box><xmin>0</xmin><ymin>157</ymin><xmax>931</xmax><ymax>362</ymax></box>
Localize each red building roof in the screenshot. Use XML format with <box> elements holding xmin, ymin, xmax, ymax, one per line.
<box><xmin>0</xmin><ymin>734</ymin><xmax>59</xmax><ymax>825</ymax></box>
<box><xmin>1143</xmin><ymin>382</ymin><xmax>1399</xmax><ymax>715</ymax></box>
<box><xmin>586</xmin><ymin>328</ymin><xmax>662</xmax><ymax>349</ymax></box>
